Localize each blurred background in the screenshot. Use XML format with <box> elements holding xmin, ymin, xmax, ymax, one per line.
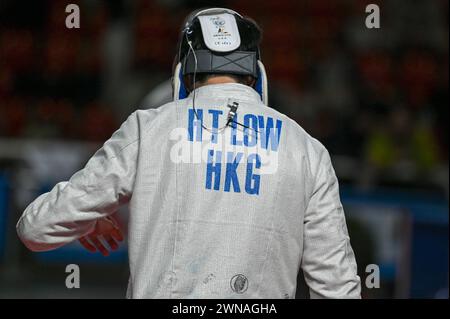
<box><xmin>0</xmin><ymin>0</ymin><xmax>448</xmax><ymax>299</ymax></box>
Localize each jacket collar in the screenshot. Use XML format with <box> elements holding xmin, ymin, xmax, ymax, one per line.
<box><xmin>188</xmin><ymin>83</ymin><xmax>262</xmax><ymax>104</ymax></box>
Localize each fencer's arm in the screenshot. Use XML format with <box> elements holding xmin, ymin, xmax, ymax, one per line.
<box><xmin>16</xmin><ymin>112</ymin><xmax>139</xmax><ymax>252</ymax></box>
<box><xmin>301</xmin><ymin>148</ymin><xmax>361</xmax><ymax>299</ymax></box>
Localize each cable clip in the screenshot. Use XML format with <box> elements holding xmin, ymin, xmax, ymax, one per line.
<box><xmin>227</xmin><ymin>99</ymin><xmax>239</xmax><ymax>125</ymax></box>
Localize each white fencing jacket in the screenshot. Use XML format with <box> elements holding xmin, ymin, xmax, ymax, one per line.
<box><xmin>17</xmin><ymin>83</ymin><xmax>361</xmax><ymax>298</ymax></box>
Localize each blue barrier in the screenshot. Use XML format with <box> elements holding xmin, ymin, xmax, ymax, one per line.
<box><xmin>0</xmin><ymin>172</ymin><xmax>10</xmax><ymax>261</ymax></box>
<box><xmin>341</xmin><ymin>186</ymin><xmax>449</xmax><ymax>298</ymax></box>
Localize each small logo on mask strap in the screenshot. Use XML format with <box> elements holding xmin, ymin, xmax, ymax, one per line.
<box><xmin>212</xmin><ymin>17</ymin><xmax>226</xmax><ymax>27</ymax></box>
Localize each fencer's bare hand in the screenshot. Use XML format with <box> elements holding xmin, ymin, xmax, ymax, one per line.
<box><xmin>78</xmin><ymin>215</ymin><xmax>124</xmax><ymax>256</ymax></box>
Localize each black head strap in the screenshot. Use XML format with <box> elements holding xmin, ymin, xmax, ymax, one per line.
<box><xmin>182</xmin><ymin>50</ymin><xmax>257</xmax><ymax>77</ymax></box>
